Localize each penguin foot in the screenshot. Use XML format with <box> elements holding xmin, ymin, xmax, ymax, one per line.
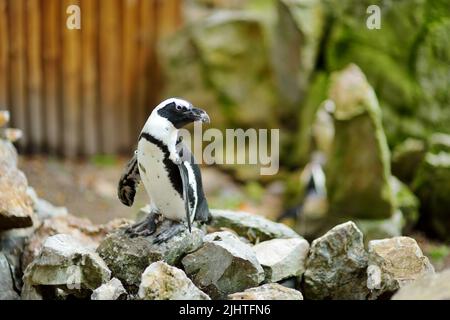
<box><xmin>153</xmin><ymin>222</ymin><xmax>186</xmax><ymax>244</ymax></box>
<box><xmin>125</xmin><ymin>211</ymin><xmax>159</xmax><ymax>238</ymax></box>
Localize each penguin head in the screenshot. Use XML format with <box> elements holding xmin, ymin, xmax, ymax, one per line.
<box><xmin>155</xmin><ymin>98</ymin><xmax>210</xmax><ymax>129</ymax></box>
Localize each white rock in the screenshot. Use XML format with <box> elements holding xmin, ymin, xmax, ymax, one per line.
<box><xmin>138</xmin><ymin>261</ymin><xmax>210</xmax><ymax>300</ymax></box>
<box><xmin>22</xmin><ymin>234</ymin><xmax>111</xmax><ymax>299</ymax></box>
<box><xmin>228</xmin><ymin>283</ymin><xmax>303</xmax><ymax>300</ymax></box>
<box><xmin>253</xmin><ymin>238</ymin><xmax>309</xmax><ymax>282</ymax></box>
<box><xmin>91</xmin><ymin>278</ymin><xmax>127</xmax><ymax>300</ymax></box>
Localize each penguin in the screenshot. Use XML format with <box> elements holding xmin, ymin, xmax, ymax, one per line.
<box><xmin>117</xmin><ymin>98</ymin><xmax>211</xmax><ymax>242</ymax></box>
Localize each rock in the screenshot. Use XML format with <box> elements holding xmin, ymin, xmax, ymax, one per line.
<box><xmin>91</xmin><ymin>278</ymin><xmax>127</xmax><ymax>300</ymax></box>
<box><xmin>392</xmin><ymin>138</ymin><xmax>426</xmax><ymax>184</ymax></box>
<box><xmin>228</xmin><ymin>283</ymin><xmax>303</xmax><ymax>300</ymax></box>
<box><xmin>182</xmin><ymin>231</ymin><xmax>264</xmax><ymax>299</ymax></box>
<box><xmin>0</xmin><ymin>227</ymin><xmax>36</xmax><ymax>292</ymax></box>
<box><xmin>0</xmin><ymin>128</ymin><xmax>23</xmax><ymax>142</ymax></box>
<box><xmin>390</xmin><ymin>177</ymin><xmax>419</xmax><ymax>231</ymax></box>
<box><xmin>367</xmin><ymin>237</ymin><xmax>434</xmax><ymax>299</ymax></box>
<box><xmin>413</xmin><ymin>142</ymin><xmax>450</xmax><ymax>241</ymax></box>
<box><xmin>429</xmin><ymin>133</ymin><xmax>450</xmax><ymax>154</ymax></box>
<box><xmin>392</xmin><ymin>269</ymin><xmax>450</xmax><ymax>300</ymax></box>
<box><xmin>160</xmin><ymin>11</ymin><xmax>278</xmax><ymax>129</ymax></box>
<box><xmin>273</xmin><ymin>0</ymin><xmax>325</xmax><ymax>110</ymax></box>
<box><xmin>303</xmin><ymin>221</ymin><xmax>369</xmax><ymax>300</ymax></box>
<box><xmin>0</xmin><ymin>151</ymin><xmax>34</xmax><ymax>230</ymax></box>
<box><xmin>22</xmin><ymin>234</ymin><xmax>111</xmax><ymax>299</ymax></box>
<box><xmin>0</xmin><ymin>253</ymin><xmax>19</xmax><ymax>300</ymax></box>
<box><xmin>138</xmin><ymin>261</ymin><xmax>210</xmax><ymax>300</ymax></box>
<box><xmin>354</xmin><ymin>210</ymin><xmax>404</xmax><ymax>244</ymax></box>
<box><xmin>324</xmin><ymin>0</ymin><xmax>449</xmax><ymax>143</ymax></box>
<box><xmin>26</xmin><ymin>187</ymin><xmax>68</xmax><ymax>221</ymax></box>
<box><xmin>97</xmin><ymin>220</ymin><xmax>204</xmax><ymax>292</ymax></box>
<box><xmin>0</xmin><ymin>139</ymin><xmax>17</xmax><ymax>167</ymax></box>
<box><xmin>210</xmin><ymin>209</ymin><xmax>300</xmax><ymax>243</ymax></box>
<box><xmin>0</xmin><ymin>110</ymin><xmax>10</xmax><ymax>127</ymax></box>
<box><xmin>22</xmin><ymin>214</ymin><xmax>128</xmax><ymax>271</ymax></box>
<box><xmin>325</xmin><ymin>64</ymin><xmax>395</xmax><ymax>220</ymax></box>
<box><xmin>416</xmin><ymin>20</ymin><xmax>450</xmax><ymax>136</ymax></box>
<box><xmin>253</xmin><ymin>238</ymin><xmax>309</xmax><ymax>282</ymax></box>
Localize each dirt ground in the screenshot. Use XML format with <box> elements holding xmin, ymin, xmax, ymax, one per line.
<box><xmin>18</xmin><ymin>155</ymin><xmax>284</xmax><ymax>224</ymax></box>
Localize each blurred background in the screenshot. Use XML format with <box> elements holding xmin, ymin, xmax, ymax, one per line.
<box><xmin>0</xmin><ymin>0</ymin><xmax>449</xmax><ymax>268</ymax></box>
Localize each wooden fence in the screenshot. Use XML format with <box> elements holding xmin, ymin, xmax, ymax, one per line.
<box><xmin>0</xmin><ymin>0</ymin><xmax>182</xmax><ymax>156</ymax></box>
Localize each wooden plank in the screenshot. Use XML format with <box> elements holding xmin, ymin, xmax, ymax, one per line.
<box><xmin>8</xmin><ymin>0</ymin><xmax>27</xmax><ymax>148</ymax></box>
<box><xmin>0</xmin><ymin>0</ymin><xmax>9</xmax><ymax>111</ymax></box>
<box><xmin>156</xmin><ymin>0</ymin><xmax>182</xmax><ymax>39</ymax></box>
<box><xmin>62</xmin><ymin>0</ymin><xmax>82</xmax><ymax>157</ymax></box>
<box><xmin>26</xmin><ymin>0</ymin><xmax>44</xmax><ymax>152</ymax></box>
<box><xmin>99</xmin><ymin>0</ymin><xmax>121</xmax><ymax>154</ymax></box>
<box><xmin>81</xmin><ymin>0</ymin><xmax>99</xmax><ymax>155</ymax></box>
<box><xmin>135</xmin><ymin>0</ymin><xmax>155</xmax><ymax>134</ymax></box>
<box><xmin>42</xmin><ymin>0</ymin><xmax>61</xmax><ymax>154</ymax></box>
<box><xmin>121</xmin><ymin>0</ymin><xmax>140</xmax><ymax>151</ymax></box>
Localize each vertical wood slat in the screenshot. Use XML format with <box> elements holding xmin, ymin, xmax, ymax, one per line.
<box><xmin>62</xmin><ymin>0</ymin><xmax>81</xmax><ymax>157</ymax></box>
<box><xmin>81</xmin><ymin>0</ymin><xmax>99</xmax><ymax>156</ymax></box>
<box><xmin>121</xmin><ymin>0</ymin><xmax>139</xmax><ymax>151</ymax></box>
<box><xmin>9</xmin><ymin>0</ymin><xmax>27</xmax><ymax>148</ymax></box>
<box><xmin>99</xmin><ymin>0</ymin><xmax>121</xmax><ymax>154</ymax></box>
<box><xmin>42</xmin><ymin>0</ymin><xmax>61</xmax><ymax>154</ymax></box>
<box><xmin>136</xmin><ymin>0</ymin><xmax>155</xmax><ymax>136</ymax></box>
<box><xmin>0</xmin><ymin>0</ymin><xmax>9</xmax><ymax>111</ymax></box>
<box><xmin>0</xmin><ymin>0</ymin><xmax>183</xmax><ymax>156</ymax></box>
<box><xmin>26</xmin><ymin>0</ymin><xmax>43</xmax><ymax>152</ymax></box>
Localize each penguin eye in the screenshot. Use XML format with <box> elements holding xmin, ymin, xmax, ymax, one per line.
<box><xmin>175</xmin><ymin>105</ymin><xmax>181</xmax><ymax>111</ymax></box>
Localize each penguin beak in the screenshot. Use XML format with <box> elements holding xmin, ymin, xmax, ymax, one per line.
<box><xmin>190</xmin><ymin>107</ymin><xmax>210</xmax><ymax>124</ymax></box>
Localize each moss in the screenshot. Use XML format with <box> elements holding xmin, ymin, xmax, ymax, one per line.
<box><xmin>293</xmin><ymin>72</ymin><xmax>329</xmax><ymax>167</ymax></box>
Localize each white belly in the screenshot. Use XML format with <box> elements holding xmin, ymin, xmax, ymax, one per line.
<box><xmin>137</xmin><ymin>139</ymin><xmax>185</xmax><ymax>221</ymax></box>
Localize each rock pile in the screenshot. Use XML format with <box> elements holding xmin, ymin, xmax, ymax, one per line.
<box><xmin>0</xmin><ymin>114</ymin><xmax>448</xmax><ymax>300</ymax></box>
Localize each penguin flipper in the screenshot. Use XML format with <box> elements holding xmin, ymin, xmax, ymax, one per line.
<box><xmin>118</xmin><ymin>151</ymin><xmax>141</xmax><ymax>207</ymax></box>
<box><xmin>177</xmin><ymin>161</ymin><xmax>193</xmax><ymax>232</ymax></box>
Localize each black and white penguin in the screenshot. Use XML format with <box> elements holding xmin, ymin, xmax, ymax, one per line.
<box><xmin>117</xmin><ymin>98</ymin><xmax>211</xmax><ymax>242</ymax></box>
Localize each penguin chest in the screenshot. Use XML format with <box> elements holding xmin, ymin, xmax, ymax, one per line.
<box><xmin>137</xmin><ymin>140</ymin><xmax>185</xmax><ymax>221</ymax></box>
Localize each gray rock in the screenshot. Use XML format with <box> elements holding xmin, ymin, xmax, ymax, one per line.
<box><xmin>392</xmin><ymin>269</ymin><xmax>450</xmax><ymax>300</ymax></box>
<box><xmin>22</xmin><ymin>215</ymin><xmax>130</xmax><ymax>271</ymax></box>
<box><xmin>355</xmin><ymin>210</ymin><xmax>405</xmax><ymax>244</ymax></box>
<box><xmin>273</xmin><ymin>0</ymin><xmax>325</xmax><ymax>110</ymax></box>
<box><xmin>253</xmin><ymin>237</ymin><xmax>309</xmax><ymax>282</ymax></box>
<box><xmin>0</xmin><ymin>151</ymin><xmax>34</xmax><ymax>230</ymax></box>
<box><xmin>138</xmin><ymin>261</ymin><xmax>210</xmax><ymax>300</ymax></box>
<box><xmin>413</xmin><ymin>134</ymin><xmax>450</xmax><ymax>241</ymax></box>
<box><xmin>367</xmin><ymin>237</ymin><xmax>434</xmax><ymax>299</ymax></box>
<box><xmin>26</xmin><ymin>187</ymin><xmax>68</xmax><ymax>221</ymax></box>
<box><xmin>0</xmin><ymin>228</ymin><xmax>35</xmax><ymax>292</ymax></box>
<box><xmin>22</xmin><ymin>234</ymin><xmax>111</xmax><ymax>299</ymax></box>
<box><xmin>325</xmin><ymin>64</ymin><xmax>395</xmax><ymax>220</ymax></box>
<box><xmin>91</xmin><ymin>278</ymin><xmax>127</xmax><ymax>300</ymax></box>
<box><xmin>228</xmin><ymin>283</ymin><xmax>303</xmax><ymax>300</ymax></box>
<box><xmin>0</xmin><ymin>253</ymin><xmax>19</xmax><ymax>300</ymax></box>
<box><xmin>392</xmin><ymin>138</ymin><xmax>426</xmax><ymax>184</ymax></box>
<box><xmin>97</xmin><ymin>220</ymin><xmax>204</xmax><ymax>292</ymax></box>
<box><xmin>160</xmin><ymin>11</ymin><xmax>278</xmax><ymax>129</ymax></box>
<box><xmin>182</xmin><ymin>231</ymin><xmax>264</xmax><ymax>299</ymax></box>
<box><xmin>303</xmin><ymin>221</ymin><xmax>369</xmax><ymax>300</ymax></box>
<box><xmin>210</xmin><ymin>209</ymin><xmax>300</xmax><ymax>243</ymax></box>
